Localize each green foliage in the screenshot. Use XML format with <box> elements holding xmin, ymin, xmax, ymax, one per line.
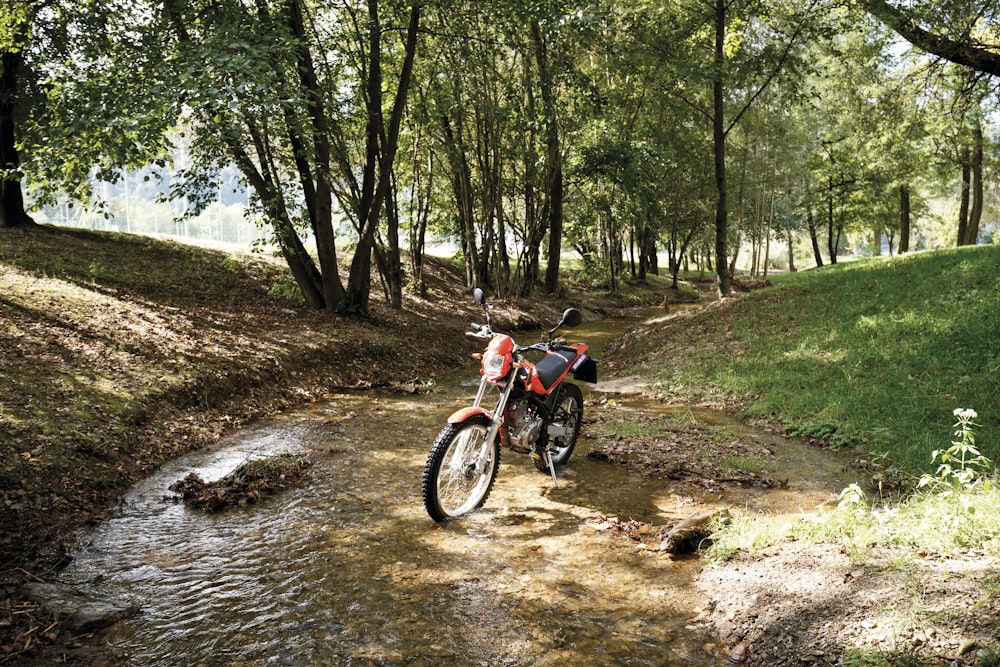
<box><xmin>976</xmin><ymin>647</ymin><xmax>1000</xmax><ymax>667</ymax></box>
<box><xmin>267</xmin><ymin>280</ymin><xmax>304</xmax><ymax>304</ymax></box>
<box><xmin>839</xmin><ymin>645</ymin><xmax>1000</xmax><ymax>666</ymax></box>
<box><xmin>919</xmin><ymin>408</ymin><xmax>993</xmax><ymax>493</ymax></box>
<box><xmin>87</xmin><ymin>260</ymin><xmax>107</xmax><ymax>280</ymax></box>
<box><xmin>722</xmin><ymin>454</ymin><xmax>765</xmax><ymax>474</ymax></box>
<box><xmin>14</xmin><ymin>0</ymin><xmax>176</xmax><ymax>207</ymax></box>
<box><xmin>633</xmin><ymin>247</ymin><xmax>1000</xmax><ymax>473</ymax></box>
<box><xmin>708</xmin><ymin>408</ymin><xmax>1000</xmax><ymax>565</ymax></box>
<box><xmin>839</xmin><ymin>647</ymin><xmax>929</xmax><ymax>667</ymax></box>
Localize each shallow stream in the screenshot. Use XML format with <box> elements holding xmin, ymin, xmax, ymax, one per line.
<box><xmin>59</xmin><ymin>315</ymin><xmax>857</xmax><ymax>666</ymax></box>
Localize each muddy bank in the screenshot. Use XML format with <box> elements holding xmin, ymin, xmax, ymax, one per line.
<box><xmin>698</xmin><ymin>544</ymin><xmax>1000</xmax><ymax>666</ymax></box>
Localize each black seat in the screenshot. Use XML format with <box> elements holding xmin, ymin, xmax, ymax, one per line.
<box><xmin>534</xmin><ymin>349</ymin><xmax>577</xmax><ymax>390</ymax></box>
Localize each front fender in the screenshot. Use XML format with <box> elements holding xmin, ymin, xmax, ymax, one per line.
<box><xmin>448</xmin><ymin>406</ymin><xmax>493</xmax><ymax>424</ymax></box>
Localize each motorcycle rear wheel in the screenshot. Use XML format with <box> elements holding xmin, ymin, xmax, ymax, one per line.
<box><xmin>533</xmin><ymin>382</ymin><xmax>584</xmax><ymax>472</ymax></box>
<box><xmin>422</xmin><ymin>414</ymin><xmax>500</xmax><ymax>521</ymax></box>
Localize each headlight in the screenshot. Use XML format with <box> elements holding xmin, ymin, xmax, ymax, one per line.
<box><xmin>482</xmin><ymin>351</ymin><xmax>508</xmax><ymax>380</ymax></box>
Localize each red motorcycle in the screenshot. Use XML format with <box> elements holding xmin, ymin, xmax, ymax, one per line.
<box><xmin>422</xmin><ymin>288</ymin><xmax>598</xmax><ymax>521</ymax></box>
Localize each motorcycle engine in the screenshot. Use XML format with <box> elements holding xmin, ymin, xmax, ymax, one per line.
<box><xmin>506</xmin><ymin>399</ymin><xmax>543</xmax><ymax>452</ymax></box>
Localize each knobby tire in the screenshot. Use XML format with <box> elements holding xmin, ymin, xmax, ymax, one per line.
<box><xmin>422</xmin><ymin>414</ymin><xmax>500</xmax><ymax>521</ymax></box>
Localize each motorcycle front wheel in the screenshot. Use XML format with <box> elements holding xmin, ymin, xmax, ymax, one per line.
<box><xmin>422</xmin><ymin>414</ymin><xmax>500</xmax><ymax>521</ymax></box>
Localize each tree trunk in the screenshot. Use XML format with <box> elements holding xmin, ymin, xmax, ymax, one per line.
<box><xmin>956</xmin><ymin>145</ymin><xmax>971</xmax><ymax>246</ymax></box>
<box><xmin>807</xmin><ymin>206</ymin><xmax>823</xmax><ymax>268</ymax></box>
<box><xmin>0</xmin><ymin>49</ymin><xmax>34</xmax><ymax>229</ymax></box>
<box><xmin>227</xmin><ymin>123</ymin><xmax>326</xmax><ymax>308</ymax></box>
<box><xmin>786</xmin><ymin>226</ymin><xmax>797</xmax><ymax>272</ymax></box>
<box><xmin>379</xmin><ymin>171</ymin><xmax>404</xmax><ymax>309</ymax></box>
<box><xmin>728</xmin><ymin>229</ymin><xmax>741</xmax><ymax>277</ymax></box>
<box><xmin>899</xmin><ymin>184</ymin><xmax>910</xmax><ymax>253</ymax></box>
<box><xmin>863</xmin><ymin>0</ymin><xmax>1000</xmax><ymax>76</ymax></box>
<box><xmin>343</xmin><ymin>1</ymin><xmax>420</xmax><ymax>314</ymax></box>
<box><xmin>712</xmin><ymin>0</ymin><xmax>731</xmax><ymax>297</ymax></box>
<box><xmin>408</xmin><ymin>141</ymin><xmax>432</xmax><ymax>297</ymax></box>
<box><xmin>530</xmin><ymin>21</ymin><xmax>563</xmax><ymax>295</ymax></box>
<box><xmin>826</xmin><ymin>176</ymin><xmax>838</xmax><ymax>264</ymax></box>
<box><xmin>763</xmin><ymin>158</ymin><xmax>776</xmax><ymax>278</ymax></box>
<box><xmin>286</xmin><ymin>0</ymin><xmax>346</xmax><ymax>310</ymax></box>
<box><xmin>440</xmin><ymin>114</ymin><xmax>479</xmax><ymax>289</ymax></box>
<box><xmin>965</xmin><ymin>117</ymin><xmax>983</xmax><ymax>245</ymax></box>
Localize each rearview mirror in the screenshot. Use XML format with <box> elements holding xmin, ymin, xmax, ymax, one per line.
<box><xmin>561</xmin><ymin>308</ymin><xmax>582</xmax><ymax>328</ymax></box>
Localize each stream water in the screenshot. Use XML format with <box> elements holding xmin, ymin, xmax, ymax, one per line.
<box><xmin>58</xmin><ymin>314</ymin><xmax>857</xmax><ymax>666</ymax></box>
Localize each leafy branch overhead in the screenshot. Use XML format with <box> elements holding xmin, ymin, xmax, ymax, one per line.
<box><xmin>4</xmin><ymin>0</ymin><xmax>1000</xmax><ymax>305</ymax></box>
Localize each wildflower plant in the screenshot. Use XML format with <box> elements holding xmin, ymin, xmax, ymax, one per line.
<box><xmin>837</xmin><ymin>483</ymin><xmax>868</xmax><ymax>510</ymax></box>
<box><xmin>918</xmin><ymin>409</ymin><xmax>993</xmax><ymax>494</ymax></box>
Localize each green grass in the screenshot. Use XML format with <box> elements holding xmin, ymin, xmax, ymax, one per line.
<box><xmin>839</xmin><ymin>645</ymin><xmax>1000</xmax><ymax>667</ymax></box>
<box><xmin>630</xmin><ymin>246</ymin><xmax>1000</xmax><ymax>473</ymax></box>
<box><xmin>707</xmin><ymin>484</ymin><xmax>1000</xmax><ymax>561</ymax></box>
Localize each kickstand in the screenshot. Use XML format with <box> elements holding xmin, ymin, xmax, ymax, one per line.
<box><xmin>545</xmin><ymin>452</ymin><xmax>559</xmax><ymax>488</ymax></box>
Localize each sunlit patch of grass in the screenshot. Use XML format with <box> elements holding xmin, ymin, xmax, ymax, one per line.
<box><xmin>841</xmin><ymin>644</ymin><xmax>1000</xmax><ymax>666</ymax></box>
<box><xmin>609</xmin><ymin>246</ymin><xmax>1000</xmax><ymax>475</ymax></box>
<box><xmin>839</xmin><ymin>646</ymin><xmax>929</xmax><ymax>667</ymax></box>
<box><xmin>722</xmin><ymin>454</ymin><xmax>765</xmax><ymax>474</ymax></box>
<box><xmin>703</xmin><ymin>511</ymin><xmax>799</xmax><ymax>562</ymax></box>
<box><xmin>976</xmin><ymin>646</ymin><xmax>1000</xmax><ymax>667</ymax></box>
<box><xmin>707</xmin><ymin>483</ymin><xmax>1000</xmax><ymax>563</ymax></box>
<box><xmin>602</xmin><ymin>418</ymin><xmax>665</xmax><ymax>439</ymax></box>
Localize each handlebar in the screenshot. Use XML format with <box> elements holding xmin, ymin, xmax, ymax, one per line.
<box><xmin>466</xmin><ymin>321</ymin><xmax>580</xmax><ymax>351</ymax></box>
<box><xmin>466</xmin><ymin>323</ymin><xmax>493</xmax><ymax>339</ymax></box>
<box><xmin>517</xmin><ymin>341</ymin><xmax>577</xmax><ymax>354</ymax></box>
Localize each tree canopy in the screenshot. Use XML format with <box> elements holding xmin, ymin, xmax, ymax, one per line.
<box><xmin>4</xmin><ymin>0</ymin><xmax>1000</xmax><ymax>307</ymax></box>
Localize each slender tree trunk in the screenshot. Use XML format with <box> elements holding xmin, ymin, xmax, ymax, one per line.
<box><xmin>729</xmin><ymin>231</ymin><xmax>740</xmax><ymax>277</ymax></box>
<box><xmin>807</xmin><ymin>206</ymin><xmax>823</xmax><ymax>268</ymax></box>
<box><xmin>763</xmin><ymin>158</ymin><xmax>776</xmax><ymax>278</ymax></box>
<box><xmin>441</xmin><ymin>114</ymin><xmax>479</xmax><ymax>288</ymax></box>
<box><xmin>899</xmin><ymin>184</ymin><xmax>910</xmax><ymax>253</ymax></box>
<box><xmin>228</xmin><ymin>123</ymin><xmax>326</xmax><ymax>308</ymax></box>
<box><xmin>344</xmin><ymin>1</ymin><xmax>420</xmax><ymax>314</ymax></box>
<box><xmin>287</xmin><ymin>0</ymin><xmax>346</xmax><ymax>309</ymax></box>
<box><xmin>408</xmin><ymin>127</ymin><xmax>432</xmax><ymax>296</ymax></box>
<box><xmin>966</xmin><ymin>118</ymin><xmax>983</xmax><ymax>245</ymax></box>
<box><xmin>826</xmin><ymin>176</ymin><xmax>838</xmax><ymax>264</ymax></box>
<box><xmin>0</xmin><ymin>49</ymin><xmax>34</xmax><ymax>229</ymax></box>
<box><xmin>712</xmin><ymin>0</ymin><xmax>731</xmax><ymax>296</ymax></box>
<box><xmin>786</xmin><ymin>226</ymin><xmax>797</xmax><ymax>272</ymax></box>
<box><xmin>378</xmin><ymin>171</ymin><xmax>403</xmax><ymax>309</ymax></box>
<box><xmin>530</xmin><ymin>21</ymin><xmax>563</xmax><ymax>295</ymax></box>
<box><xmin>957</xmin><ymin>146</ymin><xmax>971</xmax><ymax>246</ymax></box>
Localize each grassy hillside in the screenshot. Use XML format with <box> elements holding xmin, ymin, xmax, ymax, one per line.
<box><xmin>606</xmin><ymin>246</ymin><xmax>1000</xmax><ymax>473</ymax></box>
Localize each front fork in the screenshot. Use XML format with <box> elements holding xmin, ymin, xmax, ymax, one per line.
<box><xmin>465</xmin><ymin>370</ymin><xmax>560</xmax><ymax>487</ymax></box>
<box><xmin>465</xmin><ymin>374</ymin><xmax>516</xmax><ymax>476</ymax></box>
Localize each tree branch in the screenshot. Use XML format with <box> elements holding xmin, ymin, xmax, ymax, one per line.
<box><xmin>862</xmin><ymin>0</ymin><xmax>1000</xmax><ymax>76</ymax></box>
